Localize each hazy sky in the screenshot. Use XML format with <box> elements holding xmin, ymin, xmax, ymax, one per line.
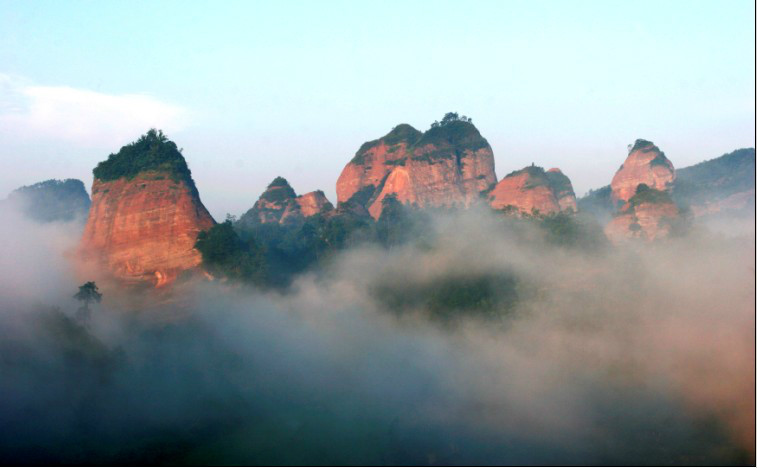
<box><xmin>1</xmin><ymin>0</ymin><xmax>754</xmax><ymax>219</ymax></box>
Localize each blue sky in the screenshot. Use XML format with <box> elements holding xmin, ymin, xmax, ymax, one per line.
<box><xmin>1</xmin><ymin>0</ymin><xmax>754</xmax><ymax>219</ymax></box>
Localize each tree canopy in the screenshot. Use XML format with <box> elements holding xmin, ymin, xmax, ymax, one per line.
<box><xmin>93</xmin><ymin>129</ymin><xmax>193</xmax><ymax>183</ymax></box>
<box><xmin>74</xmin><ymin>282</ymin><xmax>102</xmax><ymax>306</ymax></box>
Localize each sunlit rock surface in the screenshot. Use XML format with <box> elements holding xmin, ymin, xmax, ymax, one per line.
<box><xmin>605</xmin><ymin>186</ymin><xmax>680</xmax><ymax>242</ymax></box>
<box><xmin>610</xmin><ymin>139</ymin><xmax>675</xmax><ymax>208</ymax></box>
<box><xmin>489</xmin><ymin>165</ymin><xmax>576</xmax><ymax>215</ymax></box>
<box><xmin>80</xmin><ymin>131</ymin><xmax>215</xmax><ymax>287</ymax></box>
<box><xmin>81</xmin><ymin>173</ymin><xmax>214</xmax><ymax>287</ymax></box>
<box><xmin>336</xmin><ymin>117</ymin><xmax>496</xmax><ymax>219</ymax></box>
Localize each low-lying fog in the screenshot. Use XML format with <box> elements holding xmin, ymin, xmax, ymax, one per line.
<box><xmin>0</xmin><ymin>203</ymin><xmax>754</xmax><ymax>465</ymax></box>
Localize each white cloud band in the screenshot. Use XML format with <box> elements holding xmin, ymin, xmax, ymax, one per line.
<box><xmin>0</xmin><ymin>74</ymin><xmax>190</xmax><ymax>148</ymax></box>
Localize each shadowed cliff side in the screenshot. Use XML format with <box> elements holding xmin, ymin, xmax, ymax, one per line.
<box><xmin>237</xmin><ymin>177</ymin><xmax>333</xmax><ymax>228</ymax></box>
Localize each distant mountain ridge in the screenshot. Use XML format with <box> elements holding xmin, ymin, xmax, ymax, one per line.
<box><xmin>673</xmin><ymin>148</ymin><xmax>755</xmax><ymax>209</ymax></box>
<box><xmin>579</xmin><ymin>147</ymin><xmax>755</xmax><ymax>220</ymax></box>
<box><xmin>4</xmin><ymin>178</ymin><xmax>90</xmax><ymax>223</ymax></box>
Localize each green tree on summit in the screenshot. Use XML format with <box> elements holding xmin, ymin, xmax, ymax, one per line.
<box><xmin>93</xmin><ymin>129</ymin><xmax>193</xmax><ymax>183</ymax></box>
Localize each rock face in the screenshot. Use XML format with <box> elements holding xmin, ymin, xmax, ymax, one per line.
<box><xmin>238</xmin><ymin>177</ymin><xmax>333</xmax><ymax>227</ymax></box>
<box><xmin>610</xmin><ymin>139</ymin><xmax>675</xmax><ymax>208</ymax></box>
<box><xmin>80</xmin><ymin>130</ymin><xmax>215</xmax><ymax>287</ymax></box>
<box><xmin>295</xmin><ymin>190</ymin><xmax>333</xmax><ymax>217</ymax></box>
<box><xmin>603</xmin><ymin>139</ymin><xmax>680</xmax><ymax>242</ymax></box>
<box><xmin>488</xmin><ymin>165</ymin><xmax>576</xmax><ymax>215</ymax></box>
<box><xmin>605</xmin><ymin>185</ymin><xmax>680</xmax><ymax>242</ymax></box>
<box><xmin>4</xmin><ymin>179</ymin><xmax>90</xmax><ymax>223</ymax></box>
<box><xmin>546</xmin><ymin>168</ymin><xmax>578</xmax><ymax>212</ymax></box>
<box><xmin>336</xmin><ymin>114</ymin><xmax>496</xmax><ymax>219</ymax></box>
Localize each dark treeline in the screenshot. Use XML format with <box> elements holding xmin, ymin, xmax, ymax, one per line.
<box><xmin>197</xmin><ymin>198</ymin><xmax>609</xmax><ymax>291</ymax></box>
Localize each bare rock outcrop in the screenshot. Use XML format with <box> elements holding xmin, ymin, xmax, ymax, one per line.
<box><xmin>488</xmin><ymin>165</ymin><xmax>576</xmax><ymax>215</ymax></box>
<box><xmin>604</xmin><ymin>139</ymin><xmax>680</xmax><ymax>242</ymax></box>
<box><xmin>336</xmin><ymin>114</ymin><xmax>496</xmax><ymax>219</ymax></box>
<box><xmin>238</xmin><ymin>177</ymin><xmax>333</xmax><ymax>227</ymax></box>
<box><xmin>610</xmin><ymin>139</ymin><xmax>675</xmax><ymax>207</ymax></box>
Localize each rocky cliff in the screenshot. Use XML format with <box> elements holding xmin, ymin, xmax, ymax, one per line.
<box><xmin>610</xmin><ymin>139</ymin><xmax>675</xmax><ymax>207</ymax></box>
<box><xmin>546</xmin><ymin>168</ymin><xmax>578</xmax><ymax>212</ymax></box>
<box><xmin>238</xmin><ymin>177</ymin><xmax>333</xmax><ymax>227</ymax></box>
<box><xmin>80</xmin><ymin>130</ymin><xmax>215</xmax><ymax>287</ymax></box>
<box><xmin>488</xmin><ymin>165</ymin><xmax>576</xmax><ymax>215</ymax></box>
<box><xmin>605</xmin><ymin>185</ymin><xmax>680</xmax><ymax>242</ymax></box>
<box><xmin>336</xmin><ymin>114</ymin><xmax>496</xmax><ymax>218</ymax></box>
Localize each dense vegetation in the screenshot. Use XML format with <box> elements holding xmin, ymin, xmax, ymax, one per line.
<box><xmin>351</xmin><ymin>124</ymin><xmax>421</xmax><ymax>165</ymax></box>
<box><xmin>628</xmin><ymin>138</ymin><xmax>655</xmax><ymax>153</ymax></box>
<box><xmin>235</xmin><ymin>209</ymin><xmax>376</xmax><ymax>286</ymax></box>
<box><xmin>195</xmin><ymin>221</ymin><xmax>267</xmax><ymax>285</ymax></box>
<box><xmin>382</xmin><ymin>123</ymin><xmax>422</xmax><ymax>146</ymax></box>
<box><xmin>93</xmin><ymin>129</ymin><xmax>193</xmax><ymax>184</ymax></box>
<box><xmin>414</xmin><ymin>112</ymin><xmax>489</xmax><ymax>157</ymax></box>
<box><xmin>545</xmin><ymin>170</ymin><xmax>574</xmax><ymax>196</ymax></box>
<box><xmin>372</xmin><ymin>270</ymin><xmax>522</xmax><ymax>323</ymax></box>
<box><xmin>260</xmin><ymin>177</ymin><xmax>297</xmax><ymax>201</ymax></box>
<box><xmin>197</xmin><ymin>194</ymin><xmax>607</xmax><ymax>300</ymax></box>
<box><xmin>673</xmin><ymin>148</ymin><xmax>755</xmax><ymax>207</ymax></box>
<box><xmin>626</xmin><ymin>183</ymin><xmax>672</xmax><ymax>206</ymax></box>
<box><xmin>6</xmin><ymin>179</ymin><xmax>90</xmax><ymax>222</ymax></box>
<box><xmin>577</xmin><ymin>185</ymin><xmax>612</xmax><ymax>218</ymax></box>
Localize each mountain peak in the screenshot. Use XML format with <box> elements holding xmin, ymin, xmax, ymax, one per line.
<box><xmin>81</xmin><ymin>133</ymin><xmax>215</xmax><ymax>287</ymax></box>
<box><xmin>92</xmin><ymin>129</ymin><xmax>195</xmax><ymax>188</ymax></box>
<box><xmin>611</xmin><ymin>139</ymin><xmax>675</xmax><ymax>207</ymax></box>
<box><xmin>238</xmin><ymin>180</ymin><xmax>333</xmax><ymax>227</ymax></box>
<box><xmin>268</xmin><ymin>176</ymin><xmax>293</xmax><ymax>189</ymax></box>
<box><xmin>337</xmin><ymin>114</ymin><xmax>496</xmax><ymax>218</ymax></box>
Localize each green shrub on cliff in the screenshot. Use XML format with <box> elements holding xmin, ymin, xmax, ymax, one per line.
<box><xmin>415</xmin><ymin>113</ymin><xmax>489</xmax><ymax>157</ymax></box>
<box><xmin>93</xmin><ymin>129</ymin><xmax>193</xmax><ymax>183</ymax></box>
<box><xmin>626</xmin><ymin>184</ymin><xmax>673</xmax><ymax>210</ymax></box>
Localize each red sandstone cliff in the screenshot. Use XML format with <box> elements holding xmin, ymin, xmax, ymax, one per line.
<box><xmin>605</xmin><ymin>186</ymin><xmax>680</xmax><ymax>242</ymax></box>
<box><xmin>238</xmin><ymin>177</ymin><xmax>333</xmax><ymax>227</ymax></box>
<box><xmin>80</xmin><ymin>131</ymin><xmax>215</xmax><ymax>287</ymax></box>
<box><xmin>488</xmin><ymin>165</ymin><xmax>576</xmax><ymax>215</ymax></box>
<box><xmin>336</xmin><ymin>115</ymin><xmax>496</xmax><ymax>219</ymax></box>
<box><xmin>604</xmin><ymin>140</ymin><xmax>680</xmax><ymax>242</ymax></box>
<box><xmin>610</xmin><ymin>139</ymin><xmax>675</xmax><ymax>207</ymax></box>
<box><xmin>546</xmin><ymin>168</ymin><xmax>578</xmax><ymax>212</ymax></box>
